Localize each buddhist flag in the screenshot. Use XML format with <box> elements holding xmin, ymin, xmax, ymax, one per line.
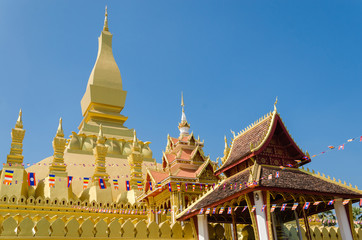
<box><xmin>27</xmin><ymin>172</ymin><xmax>36</xmax><ymax>186</ymax></box>
<box><xmin>242</xmin><ymin>206</ymin><xmax>248</xmax><ymax>212</ymax></box>
<box><xmin>281</xmin><ymin>204</ymin><xmax>287</xmax><ymax>211</ymax></box>
<box><xmin>168</xmin><ymin>183</ymin><xmax>172</xmax><ymax>192</ymax></box>
<box><xmin>137</xmin><ymin>181</ymin><xmax>143</xmax><ymax>191</ymax></box>
<box><xmin>157</xmin><ymin>182</ymin><xmax>162</xmax><ymax>191</ymax></box>
<box><xmin>177</xmin><ymin>182</ymin><xmax>181</xmax><ymax>192</ymax></box>
<box><xmin>313</xmin><ymin>201</ymin><xmax>321</xmax><ymax>206</ymax></box>
<box><xmin>67</xmin><ymin>176</ymin><xmax>73</xmax><ymax>188</ymax></box>
<box><xmin>99</xmin><ymin>178</ymin><xmax>106</xmax><ymax>189</ymax></box>
<box><xmin>230</xmin><ymin>183</ymin><xmax>233</xmax><ymax>190</ymax></box>
<box><xmin>113</xmin><ymin>179</ymin><xmax>119</xmax><ymax>190</ymax></box>
<box><xmin>328</xmin><ymin>200</ymin><xmax>335</xmax><ymax>205</ymax></box>
<box><xmin>149</xmin><ymin>181</ymin><xmax>153</xmax><ymax>191</ymax></box>
<box><xmin>239</xmin><ymin>183</ymin><xmax>243</xmax><ymax>189</ymax></box>
<box><xmin>347</xmin><ymin>138</ymin><xmax>354</xmax><ymax>142</ymax></box>
<box><xmin>205</xmin><ymin>208</ymin><xmax>210</xmax><ymax>214</ymax></box>
<box><xmin>303</xmin><ymin>202</ymin><xmax>310</xmax><ymax>210</ymax></box>
<box><xmin>49</xmin><ymin>174</ymin><xmax>55</xmax><ymax>188</ymax></box>
<box><xmin>234</xmin><ymin>206</ymin><xmax>239</xmax><ymax>212</ymax></box>
<box><xmin>125</xmin><ymin>181</ymin><xmax>130</xmax><ymax>191</ymax></box>
<box><xmin>338</xmin><ymin>144</ymin><xmax>344</xmax><ymax>150</ymax></box>
<box><xmin>199</xmin><ymin>208</ymin><xmax>204</xmax><ymax>214</ymax></box>
<box><xmin>212</xmin><ymin>208</ymin><xmax>216</xmax><ymax>214</ymax></box>
<box><xmin>292</xmin><ymin>203</ymin><xmax>299</xmax><ymax>210</ymax></box>
<box><xmin>219</xmin><ymin>207</ymin><xmax>224</xmax><ymax>214</ymax></box>
<box><xmin>205</xmin><ymin>184</ymin><xmax>208</xmax><ymax>191</ymax></box>
<box><xmin>268</xmin><ymin>174</ymin><xmax>272</xmax><ymax>180</ymax></box>
<box><xmin>4</xmin><ymin>170</ymin><xmax>14</xmax><ymax>185</ymax></box>
<box><xmin>192</xmin><ymin>184</ymin><xmax>196</xmax><ymax>191</ymax></box>
<box><xmin>342</xmin><ymin>199</ymin><xmax>350</xmax><ymax>205</ymax></box>
<box><xmin>275</xmin><ymin>171</ymin><xmax>280</xmax><ymax>178</ymax></box>
<box><xmin>83</xmin><ymin>177</ymin><xmax>90</xmax><ymax>189</ymax></box>
<box><xmin>271</xmin><ymin>204</ymin><xmax>276</xmax><ymax>212</ymax></box>
<box><xmin>328</xmin><ymin>146</ymin><xmax>335</xmax><ymax>149</ymax></box>
<box><xmin>227</xmin><ymin>207</ymin><xmax>232</xmax><ymax>214</ymax></box>
<box><xmin>251</xmin><ymin>206</ymin><xmax>256</xmax><ymax>212</ymax></box>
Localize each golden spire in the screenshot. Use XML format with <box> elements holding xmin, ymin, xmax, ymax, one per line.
<box><xmin>274</xmin><ymin>96</ymin><xmax>278</xmax><ymax>112</ymax></box>
<box><xmin>15</xmin><ymin>109</ymin><xmax>23</xmax><ymax>129</ymax></box>
<box><xmin>56</xmin><ymin>118</ymin><xmax>64</xmax><ymax>137</ymax></box>
<box><xmin>178</xmin><ymin>92</ymin><xmax>190</xmax><ymax>135</ymax></box>
<box><xmin>103</xmin><ymin>6</ymin><xmax>109</xmax><ymax>31</ymax></box>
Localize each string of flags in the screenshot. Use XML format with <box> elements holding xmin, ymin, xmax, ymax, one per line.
<box><xmin>310</xmin><ymin>135</ymin><xmax>362</xmax><ymax>158</ymax></box>
<box><xmin>188</xmin><ymin>198</ymin><xmax>362</xmax><ymax>216</ymax></box>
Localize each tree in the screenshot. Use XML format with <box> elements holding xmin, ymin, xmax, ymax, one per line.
<box><xmin>317</xmin><ymin>210</ymin><xmax>337</xmax><ymax>227</ymax></box>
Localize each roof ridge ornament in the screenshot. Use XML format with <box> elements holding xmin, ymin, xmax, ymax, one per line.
<box><xmin>103</xmin><ymin>6</ymin><xmax>109</xmax><ymax>31</ymax></box>
<box><xmin>274</xmin><ymin>96</ymin><xmax>278</xmax><ymax>112</ymax></box>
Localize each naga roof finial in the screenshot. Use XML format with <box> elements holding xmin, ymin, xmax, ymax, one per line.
<box><xmin>274</xmin><ymin>96</ymin><xmax>278</xmax><ymax>112</ymax></box>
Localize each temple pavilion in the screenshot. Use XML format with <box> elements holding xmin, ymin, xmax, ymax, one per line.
<box><xmin>138</xmin><ymin>95</ymin><xmax>220</xmax><ymax>224</ymax></box>
<box><xmin>177</xmin><ymin>102</ymin><xmax>362</xmax><ymax>240</ymax></box>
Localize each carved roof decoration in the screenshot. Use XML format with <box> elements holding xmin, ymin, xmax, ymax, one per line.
<box><xmin>215</xmin><ymin>109</ymin><xmax>309</xmax><ymax>175</ymax></box>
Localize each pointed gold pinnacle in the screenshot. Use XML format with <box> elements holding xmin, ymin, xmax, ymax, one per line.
<box><xmin>103</xmin><ymin>6</ymin><xmax>109</xmax><ymax>31</ymax></box>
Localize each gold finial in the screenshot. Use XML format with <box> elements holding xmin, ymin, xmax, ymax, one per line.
<box><xmin>103</xmin><ymin>6</ymin><xmax>109</xmax><ymax>31</ymax></box>
<box><xmin>274</xmin><ymin>96</ymin><xmax>278</xmax><ymax>112</ymax></box>
<box><xmin>15</xmin><ymin>109</ymin><xmax>23</xmax><ymax>129</ymax></box>
<box><xmin>56</xmin><ymin>118</ymin><xmax>64</xmax><ymax>137</ymax></box>
<box><xmin>99</xmin><ymin>124</ymin><xmax>104</xmax><ymax>138</ymax></box>
<box><xmin>181</xmin><ymin>92</ymin><xmax>184</xmax><ymax>108</ymax></box>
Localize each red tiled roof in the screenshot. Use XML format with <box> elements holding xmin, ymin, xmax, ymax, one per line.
<box><xmin>178</xmin><ymin>166</ymin><xmax>362</xmax><ymax>220</ymax></box>
<box><xmin>175</xmin><ymin>169</ymin><xmax>197</xmax><ymax>178</ymax></box>
<box><xmin>215</xmin><ymin>114</ymin><xmax>273</xmax><ymax>174</ymax></box>
<box><xmin>179</xmin><ymin>149</ymin><xmax>193</xmax><ymax>160</ymax></box>
<box><xmin>164</xmin><ymin>153</ymin><xmax>176</xmax><ymax>163</ymax></box>
<box><xmin>148</xmin><ymin>170</ymin><xmax>169</xmax><ymax>183</ymax></box>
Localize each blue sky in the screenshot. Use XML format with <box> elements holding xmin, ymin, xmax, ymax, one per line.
<box><xmin>0</xmin><ymin>1</ymin><xmax>361</xmax><ymax>187</ymax></box>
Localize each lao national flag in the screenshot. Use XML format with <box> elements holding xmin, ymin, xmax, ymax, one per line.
<box><xmin>275</xmin><ymin>172</ymin><xmax>280</xmax><ymax>178</ymax></box>
<box><xmin>125</xmin><ymin>181</ymin><xmax>130</xmax><ymax>191</ymax></box>
<box><xmin>149</xmin><ymin>182</ymin><xmax>153</xmax><ymax>191</ymax></box>
<box><xmin>168</xmin><ymin>183</ymin><xmax>172</xmax><ymax>192</ymax></box>
<box><xmin>338</xmin><ymin>144</ymin><xmax>344</xmax><ymax>150</ymax></box>
<box><xmin>328</xmin><ymin>200</ymin><xmax>335</xmax><ymax>205</ymax></box>
<box><xmin>303</xmin><ymin>202</ymin><xmax>310</xmax><ymax>210</ymax></box>
<box><xmin>242</xmin><ymin>206</ymin><xmax>248</xmax><ymax>212</ymax></box>
<box><xmin>281</xmin><ymin>204</ymin><xmax>287</xmax><ymax>211</ymax></box>
<box><xmin>212</xmin><ymin>208</ymin><xmax>216</xmax><ymax>214</ymax></box>
<box><xmin>185</xmin><ymin>183</ymin><xmax>188</xmax><ymax>191</ymax></box>
<box><xmin>199</xmin><ymin>208</ymin><xmax>204</xmax><ymax>214</ymax></box>
<box><xmin>28</xmin><ymin>172</ymin><xmax>36</xmax><ymax>186</ymax></box>
<box><xmin>99</xmin><ymin>179</ymin><xmax>106</xmax><ymax>189</ymax></box>
<box><xmin>227</xmin><ymin>207</ymin><xmax>232</xmax><ymax>214</ymax></box>
<box><xmin>67</xmin><ymin>176</ymin><xmax>73</xmax><ymax>188</ymax></box>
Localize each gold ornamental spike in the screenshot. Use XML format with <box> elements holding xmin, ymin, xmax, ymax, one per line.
<box><xmin>16</xmin><ymin>109</ymin><xmax>23</xmax><ymax>129</ymax></box>
<box><xmin>103</xmin><ymin>6</ymin><xmax>109</xmax><ymax>31</ymax></box>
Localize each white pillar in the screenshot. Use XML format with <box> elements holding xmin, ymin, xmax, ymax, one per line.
<box><xmin>253</xmin><ymin>191</ymin><xmax>270</xmax><ymax>240</ymax></box>
<box><xmin>334</xmin><ymin>199</ymin><xmax>353</xmax><ymax>240</ymax></box>
<box><xmin>197</xmin><ymin>214</ymin><xmax>209</xmax><ymax>240</ymax></box>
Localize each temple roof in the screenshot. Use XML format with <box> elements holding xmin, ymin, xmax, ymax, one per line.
<box><xmin>215</xmin><ymin>110</ymin><xmax>308</xmax><ymax>175</ymax></box>
<box><xmin>177</xmin><ymin>166</ymin><xmax>362</xmax><ymax>221</ymax></box>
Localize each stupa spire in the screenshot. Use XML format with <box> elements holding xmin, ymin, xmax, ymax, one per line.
<box><xmin>80</xmin><ymin>6</ymin><xmax>128</xmax><ymax>130</ymax></box>
<box><xmin>16</xmin><ymin>109</ymin><xmax>23</xmax><ymax>129</ymax></box>
<box><xmin>178</xmin><ymin>92</ymin><xmax>190</xmax><ymax>136</ymax></box>
<box><xmin>103</xmin><ymin>6</ymin><xmax>109</xmax><ymax>31</ymax></box>
<box><xmin>49</xmin><ymin>118</ymin><xmax>67</xmax><ymax>174</ymax></box>
<box><xmin>7</xmin><ymin>110</ymin><xmax>26</xmax><ymax>165</ymax></box>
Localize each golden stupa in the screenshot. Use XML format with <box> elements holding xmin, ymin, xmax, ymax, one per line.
<box><xmin>26</xmin><ymin>6</ymin><xmax>157</xmax><ymax>204</ymax></box>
